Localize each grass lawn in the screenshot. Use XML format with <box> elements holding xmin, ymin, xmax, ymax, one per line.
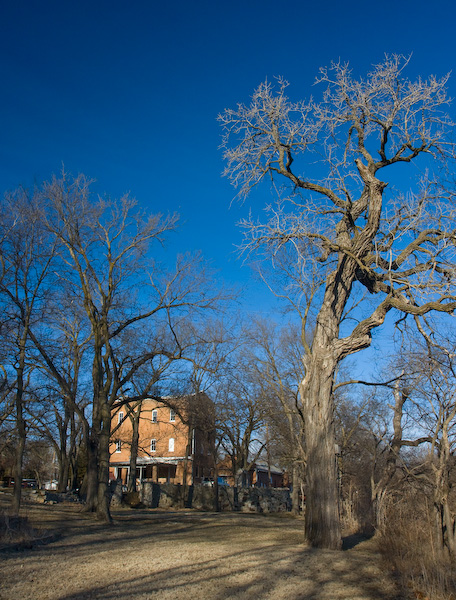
<box><xmin>0</xmin><ymin>496</ymin><xmax>402</xmax><ymax>600</ymax></box>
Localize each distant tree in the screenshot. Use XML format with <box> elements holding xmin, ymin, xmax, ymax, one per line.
<box><xmin>220</xmin><ymin>55</ymin><xmax>456</xmax><ymax>548</ymax></box>
<box><xmin>404</xmin><ymin>320</ymin><xmax>456</xmax><ymax>559</ymax></box>
<box><xmin>0</xmin><ymin>188</ymin><xmax>57</xmax><ymax>515</ymax></box>
<box><xmin>216</xmin><ymin>351</ymin><xmax>269</xmax><ymax>486</ymax></box>
<box><xmin>25</xmin><ymin>301</ymin><xmax>91</xmax><ymax>493</ymax></box>
<box><xmin>22</xmin><ymin>439</ymin><xmax>54</xmax><ymax>488</ymax></box>
<box><xmin>248</xmin><ymin>320</ymin><xmax>306</xmax><ymax>509</ymax></box>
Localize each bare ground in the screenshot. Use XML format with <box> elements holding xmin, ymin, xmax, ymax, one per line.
<box><xmin>0</xmin><ymin>498</ymin><xmax>403</xmax><ymax>600</ymax></box>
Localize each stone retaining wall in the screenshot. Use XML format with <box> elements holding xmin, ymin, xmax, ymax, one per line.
<box><xmin>139</xmin><ymin>482</ymin><xmax>291</xmax><ymax>513</ymax></box>
<box><xmin>18</xmin><ymin>482</ymin><xmax>291</xmax><ymax>513</ymax></box>
<box><xmin>21</xmin><ymin>489</ymin><xmax>81</xmax><ymax>504</ymax></box>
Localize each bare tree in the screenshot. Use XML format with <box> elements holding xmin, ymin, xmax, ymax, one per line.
<box><xmin>26</xmin><ymin>301</ymin><xmax>91</xmax><ymax>493</ymax></box>
<box><xmin>404</xmin><ymin>321</ymin><xmax>456</xmax><ymax>558</ymax></box>
<box><xmin>366</xmin><ymin>380</ymin><xmax>430</xmax><ymax>528</ymax></box>
<box><xmin>38</xmin><ymin>172</ymin><xmax>219</xmax><ymax>521</ymax></box>
<box><xmin>216</xmin><ymin>351</ymin><xmax>269</xmax><ymax>486</ymax></box>
<box><xmin>220</xmin><ymin>55</ymin><xmax>456</xmax><ymax>548</ymax></box>
<box><xmin>248</xmin><ymin>319</ymin><xmax>306</xmax><ymax>511</ymax></box>
<box><xmin>0</xmin><ymin>187</ymin><xmax>57</xmax><ymax>515</ymax></box>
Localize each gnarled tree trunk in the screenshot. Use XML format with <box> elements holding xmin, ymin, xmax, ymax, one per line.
<box><xmin>300</xmin><ymin>349</ymin><xmax>341</xmax><ymax>549</ymax></box>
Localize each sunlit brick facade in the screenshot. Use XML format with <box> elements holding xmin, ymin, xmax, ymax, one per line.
<box><xmin>109</xmin><ymin>393</ymin><xmax>214</xmax><ymax>486</ymax></box>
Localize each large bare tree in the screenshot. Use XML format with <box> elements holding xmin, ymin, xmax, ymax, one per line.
<box><xmin>219</xmin><ymin>55</ymin><xmax>456</xmax><ymax>548</ymax></box>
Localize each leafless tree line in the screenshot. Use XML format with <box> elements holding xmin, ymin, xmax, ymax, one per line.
<box><xmin>0</xmin><ymin>172</ymin><xmax>224</xmax><ymax>521</ymax></box>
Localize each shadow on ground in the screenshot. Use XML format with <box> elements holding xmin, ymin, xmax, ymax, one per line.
<box><xmin>0</xmin><ymin>501</ymin><xmax>401</xmax><ymax>600</ymax></box>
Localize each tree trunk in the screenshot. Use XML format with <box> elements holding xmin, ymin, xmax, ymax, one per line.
<box><xmin>11</xmin><ymin>414</ymin><xmax>26</xmax><ymax>516</ymax></box>
<box><xmin>443</xmin><ymin>500</ymin><xmax>456</xmax><ymax>559</ymax></box>
<box><xmin>291</xmin><ymin>463</ymin><xmax>301</xmax><ymax>515</ymax></box>
<box><xmin>11</xmin><ymin>344</ymin><xmax>27</xmax><ymax>517</ymax></box>
<box><xmin>300</xmin><ymin>352</ymin><xmax>341</xmax><ymax>550</ymax></box>
<box><xmin>68</xmin><ymin>416</ymin><xmax>80</xmax><ymax>491</ymax></box>
<box><xmin>57</xmin><ymin>450</ymin><xmax>70</xmax><ymax>493</ymax></box>
<box><xmin>96</xmin><ymin>401</ymin><xmax>113</xmax><ymax>522</ymax></box>
<box><xmin>371</xmin><ymin>381</ymin><xmax>406</xmax><ymax>527</ymax></box>
<box><xmin>433</xmin><ymin>431</ymin><xmax>456</xmax><ymax>559</ymax></box>
<box><xmin>433</xmin><ymin>497</ymin><xmax>456</xmax><ymax>559</ymax></box>
<box><xmin>83</xmin><ymin>429</ymin><xmax>99</xmax><ymax>511</ymax></box>
<box><xmin>69</xmin><ymin>447</ymin><xmax>80</xmax><ymax>492</ymax></box>
<box><xmin>127</xmin><ymin>408</ymin><xmax>140</xmax><ymax>494</ymax></box>
<box><xmin>180</xmin><ymin>426</ymin><xmax>193</xmax><ymax>509</ymax></box>
<box><xmin>213</xmin><ymin>464</ymin><xmax>220</xmax><ymax>512</ymax></box>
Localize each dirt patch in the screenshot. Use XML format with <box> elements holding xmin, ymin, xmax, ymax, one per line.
<box><xmin>0</xmin><ymin>499</ymin><xmax>403</xmax><ymax>600</ymax></box>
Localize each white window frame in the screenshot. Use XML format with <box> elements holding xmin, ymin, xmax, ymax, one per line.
<box><xmin>115</xmin><ymin>441</ymin><xmax>121</xmax><ymax>453</ymax></box>
<box><xmin>169</xmin><ymin>409</ymin><xmax>175</xmax><ymax>422</ymax></box>
<box><xmin>118</xmin><ymin>411</ymin><xmax>124</xmax><ymax>424</ymax></box>
<box><xmin>150</xmin><ymin>439</ymin><xmax>156</xmax><ymax>453</ymax></box>
<box><xmin>169</xmin><ymin>437</ymin><xmax>175</xmax><ymax>452</ymax></box>
<box><xmin>151</xmin><ymin>409</ymin><xmax>157</xmax><ymax>423</ymax></box>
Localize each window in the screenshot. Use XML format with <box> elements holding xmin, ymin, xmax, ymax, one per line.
<box><xmin>169</xmin><ymin>409</ymin><xmax>175</xmax><ymax>422</ymax></box>
<box><xmin>118</xmin><ymin>411</ymin><xmax>124</xmax><ymax>424</ymax></box>
<box><xmin>150</xmin><ymin>439</ymin><xmax>156</xmax><ymax>452</ymax></box>
<box><xmin>115</xmin><ymin>441</ymin><xmax>121</xmax><ymax>453</ymax></box>
<box><xmin>151</xmin><ymin>409</ymin><xmax>157</xmax><ymax>423</ymax></box>
<box><xmin>169</xmin><ymin>437</ymin><xmax>174</xmax><ymax>452</ymax></box>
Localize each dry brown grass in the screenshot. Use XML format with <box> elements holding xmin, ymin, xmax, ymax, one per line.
<box><xmin>0</xmin><ymin>511</ymin><xmax>55</xmax><ymax>550</ymax></box>
<box><xmin>0</xmin><ymin>513</ymin><xmax>34</xmax><ymax>546</ymax></box>
<box><xmin>376</xmin><ymin>491</ymin><xmax>456</xmax><ymax>600</ymax></box>
<box><xmin>0</xmin><ymin>497</ymin><xmax>402</xmax><ymax>600</ymax></box>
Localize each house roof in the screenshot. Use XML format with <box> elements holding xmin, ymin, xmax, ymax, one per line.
<box><xmin>252</xmin><ymin>463</ymin><xmax>284</xmax><ymax>475</ymax></box>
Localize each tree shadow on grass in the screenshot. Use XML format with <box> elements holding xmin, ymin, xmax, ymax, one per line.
<box><xmin>342</xmin><ymin>532</ymin><xmax>374</xmax><ymax>550</ymax></box>
<box><xmin>53</xmin><ymin>533</ymin><xmax>398</xmax><ymax>600</ymax></box>
<box><xmin>1</xmin><ymin>507</ymin><xmax>400</xmax><ymax>600</ymax></box>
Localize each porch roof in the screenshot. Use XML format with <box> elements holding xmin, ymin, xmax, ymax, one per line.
<box><xmin>111</xmin><ymin>456</ymin><xmax>188</xmax><ymax>467</ymax></box>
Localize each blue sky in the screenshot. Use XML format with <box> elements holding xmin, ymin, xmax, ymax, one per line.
<box><xmin>1</xmin><ymin>0</ymin><xmax>455</xmax><ymax>349</ymax></box>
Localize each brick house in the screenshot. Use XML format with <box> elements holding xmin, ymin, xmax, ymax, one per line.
<box><xmin>109</xmin><ymin>393</ymin><xmax>215</xmax><ymax>486</ymax></box>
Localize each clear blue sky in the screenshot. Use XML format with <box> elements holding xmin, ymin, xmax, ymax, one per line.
<box><xmin>0</xmin><ymin>0</ymin><xmax>455</xmax><ymax>332</ymax></box>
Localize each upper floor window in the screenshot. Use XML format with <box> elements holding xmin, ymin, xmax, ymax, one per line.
<box><xmin>169</xmin><ymin>438</ymin><xmax>175</xmax><ymax>452</ymax></box>
<box><xmin>169</xmin><ymin>409</ymin><xmax>175</xmax><ymax>422</ymax></box>
<box><xmin>115</xmin><ymin>441</ymin><xmax>121</xmax><ymax>453</ymax></box>
<box><xmin>150</xmin><ymin>439</ymin><xmax>156</xmax><ymax>452</ymax></box>
<box><xmin>152</xmin><ymin>409</ymin><xmax>157</xmax><ymax>423</ymax></box>
<box><xmin>118</xmin><ymin>411</ymin><xmax>124</xmax><ymax>424</ymax></box>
